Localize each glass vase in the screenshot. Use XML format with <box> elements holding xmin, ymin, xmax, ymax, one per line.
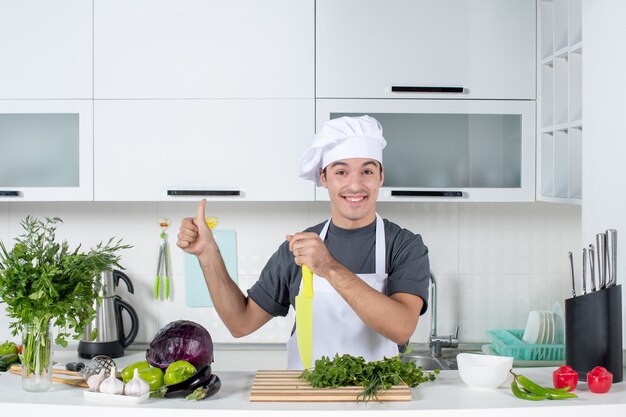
<box><xmin>21</xmin><ymin>321</ymin><xmax>53</xmax><ymax>392</ymax></box>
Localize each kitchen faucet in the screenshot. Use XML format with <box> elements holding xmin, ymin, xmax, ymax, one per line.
<box><xmin>429</xmin><ymin>272</ymin><xmax>459</xmax><ymax>358</ymax></box>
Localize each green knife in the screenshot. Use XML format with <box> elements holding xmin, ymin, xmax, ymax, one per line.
<box><xmin>295</xmin><ymin>265</ymin><xmax>314</xmax><ymax>370</ymax></box>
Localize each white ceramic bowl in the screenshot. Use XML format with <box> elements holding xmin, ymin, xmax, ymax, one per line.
<box><xmin>456</xmin><ymin>353</ymin><xmax>514</xmax><ymax>389</ymax></box>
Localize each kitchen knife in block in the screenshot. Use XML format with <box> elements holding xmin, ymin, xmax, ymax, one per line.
<box><xmin>296</xmin><ymin>265</ymin><xmax>313</xmax><ymax>370</ymax></box>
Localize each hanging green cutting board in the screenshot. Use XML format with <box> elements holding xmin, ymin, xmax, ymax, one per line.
<box><xmin>184</xmin><ymin>229</ymin><xmax>238</xmax><ymax>307</ymax></box>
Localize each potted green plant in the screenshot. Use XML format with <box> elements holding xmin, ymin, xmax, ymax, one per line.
<box><xmin>0</xmin><ymin>216</ymin><xmax>130</xmax><ymax>391</ymax></box>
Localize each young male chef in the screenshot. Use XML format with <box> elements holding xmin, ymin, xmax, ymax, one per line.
<box><xmin>177</xmin><ymin>115</ymin><xmax>430</xmax><ymax>369</ymax></box>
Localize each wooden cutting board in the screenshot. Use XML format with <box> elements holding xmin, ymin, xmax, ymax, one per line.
<box><xmin>250</xmin><ymin>370</ymin><xmax>412</xmax><ymax>402</ymax></box>
<box><xmin>8</xmin><ymin>364</ymin><xmax>88</xmax><ymax>388</ymax></box>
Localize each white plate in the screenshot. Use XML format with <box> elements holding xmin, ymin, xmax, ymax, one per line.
<box><xmin>539</xmin><ymin>311</ymin><xmax>552</xmax><ymax>345</ymax></box>
<box><xmin>538</xmin><ymin>312</ymin><xmax>548</xmax><ymax>344</ymax></box>
<box><xmin>83</xmin><ymin>390</ymin><xmax>149</xmax><ymax>404</ymax></box>
<box><xmin>552</xmin><ymin>302</ymin><xmax>565</xmax><ymax>344</ymax></box>
<box><xmin>546</xmin><ymin>311</ymin><xmax>556</xmax><ymax>345</ymax></box>
<box><xmin>522</xmin><ymin>311</ymin><xmax>542</xmax><ymax>344</ymax></box>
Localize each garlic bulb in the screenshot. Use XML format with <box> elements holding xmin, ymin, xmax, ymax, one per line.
<box><xmin>99</xmin><ymin>366</ymin><xmax>125</xmax><ymax>395</ymax></box>
<box><xmin>87</xmin><ymin>368</ymin><xmax>106</xmax><ymax>392</ymax></box>
<box><xmin>124</xmin><ymin>368</ymin><xmax>150</xmax><ymax>397</ymax></box>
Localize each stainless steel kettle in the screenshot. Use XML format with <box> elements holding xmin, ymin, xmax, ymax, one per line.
<box><xmin>78</xmin><ymin>270</ymin><xmax>139</xmax><ymax>359</ymax></box>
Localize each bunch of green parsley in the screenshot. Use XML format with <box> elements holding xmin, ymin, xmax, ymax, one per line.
<box><xmin>300</xmin><ymin>352</ymin><xmax>439</xmax><ymax>402</ymax></box>
<box><xmin>0</xmin><ymin>216</ymin><xmax>130</xmax><ymax>346</ymax></box>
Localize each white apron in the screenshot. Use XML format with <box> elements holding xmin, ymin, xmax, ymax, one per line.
<box><xmin>287</xmin><ymin>214</ymin><xmax>398</xmax><ymax>369</ymax></box>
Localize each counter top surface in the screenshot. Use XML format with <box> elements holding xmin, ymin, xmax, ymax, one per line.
<box><xmin>1</xmin><ymin>351</ymin><xmax>625</xmax><ymax>417</ymax></box>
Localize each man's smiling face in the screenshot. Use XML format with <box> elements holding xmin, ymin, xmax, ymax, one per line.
<box><xmin>320</xmin><ymin>158</ymin><xmax>384</xmax><ymax>229</ymax></box>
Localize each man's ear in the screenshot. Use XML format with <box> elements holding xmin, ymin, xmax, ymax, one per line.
<box><xmin>379</xmin><ymin>164</ymin><xmax>385</xmax><ymax>187</ymax></box>
<box><xmin>319</xmin><ymin>168</ymin><xmax>328</xmax><ymax>188</ymax></box>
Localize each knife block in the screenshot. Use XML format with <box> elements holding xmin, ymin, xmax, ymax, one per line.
<box><xmin>565</xmin><ymin>285</ymin><xmax>623</xmax><ymax>382</ymax></box>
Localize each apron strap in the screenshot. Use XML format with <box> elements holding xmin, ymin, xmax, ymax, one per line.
<box><xmin>374</xmin><ymin>214</ymin><xmax>385</xmax><ymax>275</ymax></box>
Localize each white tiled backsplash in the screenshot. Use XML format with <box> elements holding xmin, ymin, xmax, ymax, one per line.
<box><xmin>0</xmin><ymin>201</ymin><xmax>580</xmax><ymax>347</ymax></box>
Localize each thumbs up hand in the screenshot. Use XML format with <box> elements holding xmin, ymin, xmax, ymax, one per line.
<box><xmin>177</xmin><ymin>199</ymin><xmax>215</xmax><ymax>261</ymax></box>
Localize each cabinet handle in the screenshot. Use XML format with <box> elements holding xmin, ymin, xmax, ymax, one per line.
<box><xmin>0</xmin><ymin>190</ymin><xmax>21</xmax><ymax>197</ymax></box>
<box><xmin>167</xmin><ymin>190</ymin><xmax>241</xmax><ymax>197</ymax></box>
<box><xmin>391</xmin><ymin>190</ymin><xmax>463</xmax><ymax>197</ymax></box>
<box><xmin>391</xmin><ymin>86</ymin><xmax>464</xmax><ymax>93</ymax></box>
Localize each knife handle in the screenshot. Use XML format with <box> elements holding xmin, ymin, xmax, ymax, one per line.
<box><xmin>568</xmin><ymin>251</ymin><xmax>576</xmax><ymax>298</ymax></box>
<box><xmin>596</xmin><ymin>233</ymin><xmax>607</xmax><ymax>289</ymax></box>
<box><xmin>589</xmin><ymin>244</ymin><xmax>597</xmax><ymax>292</ymax></box>
<box><xmin>582</xmin><ymin>248</ymin><xmax>587</xmax><ymax>295</ymax></box>
<box><xmin>606</xmin><ymin>229</ymin><xmax>617</xmax><ymax>287</ymax></box>
<box><xmin>301</xmin><ymin>265</ymin><xmax>314</xmax><ymax>298</ymax></box>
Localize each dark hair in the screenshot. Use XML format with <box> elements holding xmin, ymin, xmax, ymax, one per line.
<box><xmin>321</xmin><ymin>161</ymin><xmax>383</xmax><ymax>178</ymax></box>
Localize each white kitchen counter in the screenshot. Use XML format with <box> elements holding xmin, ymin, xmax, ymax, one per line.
<box><xmin>1</xmin><ymin>350</ymin><xmax>625</xmax><ymax>417</ymax></box>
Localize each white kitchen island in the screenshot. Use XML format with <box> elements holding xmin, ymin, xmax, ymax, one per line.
<box><xmin>1</xmin><ymin>351</ymin><xmax>625</xmax><ymax>417</ymax></box>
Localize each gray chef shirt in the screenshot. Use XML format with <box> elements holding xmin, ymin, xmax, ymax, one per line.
<box><xmin>247</xmin><ymin>218</ymin><xmax>430</xmax><ymax>318</ymax></box>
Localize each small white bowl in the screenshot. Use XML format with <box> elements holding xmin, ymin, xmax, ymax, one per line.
<box><xmin>456</xmin><ymin>353</ymin><xmax>513</xmax><ymax>389</ymax></box>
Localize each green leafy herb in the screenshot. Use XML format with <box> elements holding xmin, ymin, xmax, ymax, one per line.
<box><xmin>0</xmin><ymin>216</ymin><xmax>131</xmax><ymax>347</ymax></box>
<box><xmin>300</xmin><ymin>352</ymin><xmax>439</xmax><ymax>402</ymax></box>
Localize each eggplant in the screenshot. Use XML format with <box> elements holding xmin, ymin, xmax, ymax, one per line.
<box><xmin>185</xmin><ymin>374</ymin><xmax>221</xmax><ymax>401</ymax></box>
<box><xmin>155</xmin><ymin>364</ymin><xmax>213</xmax><ymax>398</ymax></box>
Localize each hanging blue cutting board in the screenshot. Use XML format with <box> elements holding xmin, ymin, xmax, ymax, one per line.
<box><xmin>184</xmin><ymin>229</ymin><xmax>238</xmax><ymax>307</ymax></box>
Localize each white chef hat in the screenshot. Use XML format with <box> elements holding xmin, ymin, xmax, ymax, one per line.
<box><xmin>298</xmin><ymin>115</ymin><xmax>387</xmax><ymax>186</ymax></box>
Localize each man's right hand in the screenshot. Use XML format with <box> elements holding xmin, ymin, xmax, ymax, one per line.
<box><xmin>176</xmin><ymin>199</ymin><xmax>215</xmax><ymax>260</ymax></box>
<box><xmin>176</xmin><ymin>200</ymin><xmax>273</xmax><ymax>337</ymax></box>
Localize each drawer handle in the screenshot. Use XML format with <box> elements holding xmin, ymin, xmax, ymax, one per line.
<box><xmin>391</xmin><ymin>86</ymin><xmax>464</xmax><ymax>93</ymax></box>
<box><xmin>0</xmin><ymin>190</ymin><xmax>21</xmax><ymax>197</ymax></box>
<box><xmin>167</xmin><ymin>190</ymin><xmax>241</xmax><ymax>197</ymax></box>
<box><xmin>391</xmin><ymin>190</ymin><xmax>463</xmax><ymax>197</ymax></box>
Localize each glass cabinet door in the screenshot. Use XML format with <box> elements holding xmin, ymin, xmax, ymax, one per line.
<box><xmin>316</xmin><ymin>99</ymin><xmax>535</xmax><ymax>202</ymax></box>
<box><xmin>0</xmin><ymin>100</ymin><xmax>93</xmax><ymax>201</ymax></box>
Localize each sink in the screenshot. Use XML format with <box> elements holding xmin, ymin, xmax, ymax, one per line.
<box><xmin>401</xmin><ymin>347</ymin><xmax>484</xmax><ymax>371</ymax></box>
<box><xmin>401</xmin><ymin>354</ymin><xmax>450</xmax><ymax>370</ymax></box>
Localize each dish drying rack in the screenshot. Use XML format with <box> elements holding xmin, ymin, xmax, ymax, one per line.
<box><xmin>486</xmin><ymin>329</ymin><xmax>565</xmax><ymax>362</ymax></box>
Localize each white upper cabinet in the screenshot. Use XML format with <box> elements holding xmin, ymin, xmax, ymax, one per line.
<box><xmin>94</xmin><ymin>99</ymin><xmax>314</xmax><ymax>201</ymax></box>
<box><xmin>316</xmin><ymin>99</ymin><xmax>536</xmax><ymax>202</ymax></box>
<box><xmin>316</xmin><ymin>0</ymin><xmax>536</xmax><ymax>100</ymax></box>
<box><xmin>0</xmin><ymin>100</ymin><xmax>94</xmax><ymax>201</ymax></box>
<box><xmin>94</xmin><ymin>0</ymin><xmax>314</xmax><ymax>99</ymax></box>
<box><xmin>0</xmin><ymin>0</ymin><xmax>92</xmax><ymax>99</ymax></box>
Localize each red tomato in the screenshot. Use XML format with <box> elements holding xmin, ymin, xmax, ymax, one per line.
<box><xmin>587</xmin><ymin>366</ymin><xmax>613</xmax><ymax>393</ymax></box>
<box><xmin>17</xmin><ymin>344</ymin><xmax>22</xmax><ymax>355</ymax></box>
<box><xmin>553</xmin><ymin>365</ymin><xmax>578</xmax><ymax>391</ymax></box>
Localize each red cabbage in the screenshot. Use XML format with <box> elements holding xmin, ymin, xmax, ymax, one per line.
<box><xmin>146</xmin><ymin>320</ymin><xmax>213</xmax><ymax>370</ymax></box>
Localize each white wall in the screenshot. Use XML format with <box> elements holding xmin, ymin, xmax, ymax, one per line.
<box><xmin>0</xmin><ymin>201</ymin><xmax>580</xmax><ymax>347</ymax></box>
<box><xmin>582</xmin><ymin>0</ymin><xmax>626</xmax><ymax>341</ymax></box>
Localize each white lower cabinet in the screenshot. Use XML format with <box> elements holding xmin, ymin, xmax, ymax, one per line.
<box><xmin>94</xmin><ymin>100</ymin><xmax>314</xmax><ymax>201</ymax></box>
<box><xmin>0</xmin><ymin>100</ymin><xmax>93</xmax><ymax>201</ymax></box>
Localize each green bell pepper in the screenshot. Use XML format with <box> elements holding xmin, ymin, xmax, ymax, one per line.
<box><xmin>121</xmin><ymin>360</ymin><xmax>152</xmax><ymax>383</ymax></box>
<box><xmin>164</xmin><ymin>360</ymin><xmax>197</xmax><ymax>385</ymax></box>
<box><xmin>138</xmin><ymin>367</ymin><xmax>164</xmax><ymax>391</ymax></box>
<box><xmin>0</xmin><ymin>341</ymin><xmax>19</xmax><ymax>356</ymax></box>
